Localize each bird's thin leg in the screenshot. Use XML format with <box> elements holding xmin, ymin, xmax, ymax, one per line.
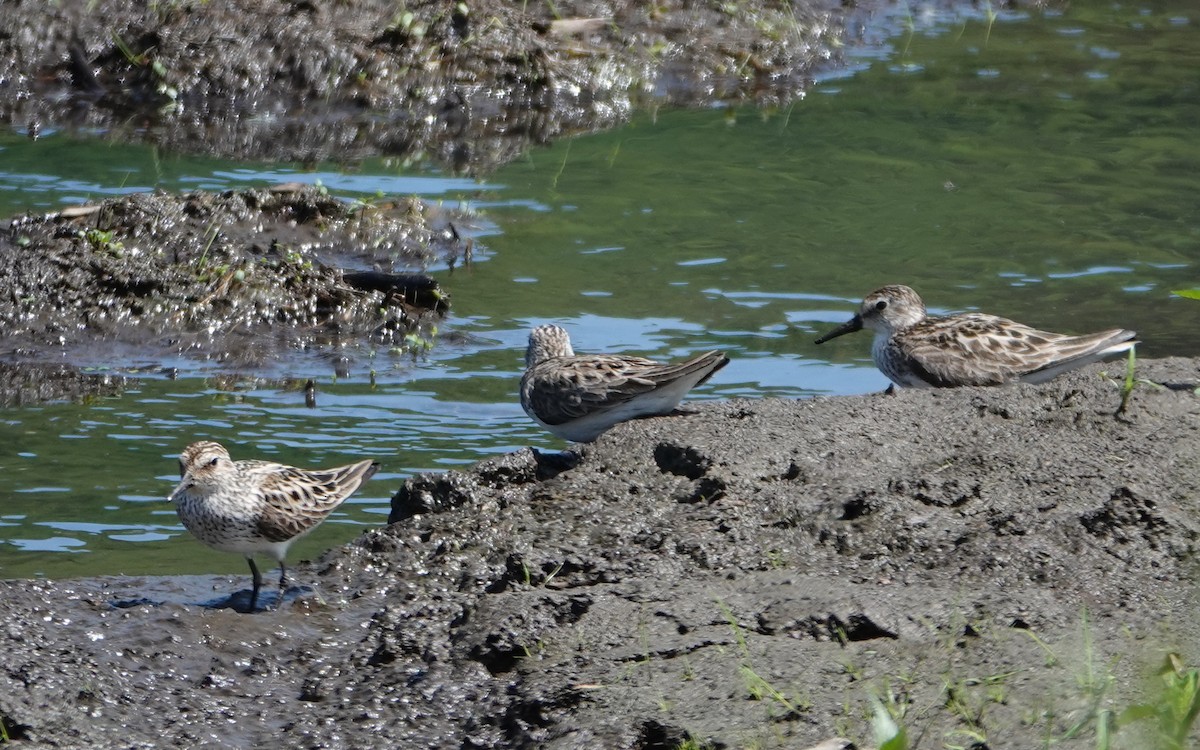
<box><xmin>247</xmin><ymin>557</ymin><xmax>263</xmax><ymax>613</ymax></box>
<box><xmin>276</xmin><ymin>562</ymin><xmax>288</xmax><ymax>609</ymax></box>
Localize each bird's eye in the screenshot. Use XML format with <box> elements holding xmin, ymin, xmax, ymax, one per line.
<box><xmin>208</xmin><ymin>457</ymin><xmax>220</xmax><ymax>467</ymax></box>
<box><xmin>875</xmin><ymin>300</ymin><xmax>888</xmax><ymax>311</ymax></box>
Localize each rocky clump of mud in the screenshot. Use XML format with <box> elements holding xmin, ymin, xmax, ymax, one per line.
<box><xmin>0</xmin><ymin>0</ymin><xmax>844</xmax><ymax>169</ymax></box>
<box><xmin>1</xmin><ymin>359</ymin><xmax>1198</xmax><ymax>748</ymax></box>
<box><xmin>1</xmin><ymin>185</ymin><xmax>469</xmax><ymax>372</ymax></box>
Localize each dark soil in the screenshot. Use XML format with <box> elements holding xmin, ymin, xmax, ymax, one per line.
<box><xmin>1</xmin><ymin>185</ymin><xmax>468</xmax><ymax>374</ymax></box>
<box><xmin>3</xmin><ymin>359</ymin><xmax>1199</xmax><ymax>748</ymax></box>
<box><xmin>0</xmin><ymin>0</ymin><xmax>846</xmax><ymax>170</ymax></box>
<box><xmin>2</xmin><ymin>1</ymin><xmax>1151</xmax><ymax>748</ymax></box>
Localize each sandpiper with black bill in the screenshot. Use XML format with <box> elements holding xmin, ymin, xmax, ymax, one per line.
<box><xmin>170</xmin><ymin>441</ymin><xmax>379</xmax><ymax>612</ymax></box>
<box><xmin>815</xmin><ymin>284</ymin><xmax>1137</xmax><ymax>388</ymax></box>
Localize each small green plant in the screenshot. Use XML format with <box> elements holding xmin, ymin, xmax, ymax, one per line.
<box><xmin>871</xmin><ymin>692</ymin><xmax>910</xmax><ymax>750</ymax></box>
<box><xmin>402</xmin><ymin>331</ymin><xmax>437</xmax><ymax>354</ymax></box>
<box><xmin>278</xmin><ymin>246</ymin><xmax>312</xmax><ymax>270</ymax></box>
<box><xmin>110</xmin><ymin>30</ymin><xmax>178</xmax><ymax>109</ymax></box>
<box><xmin>520</xmin><ymin>640</ymin><xmax>546</xmax><ymax>660</ymax></box>
<box><xmin>550</xmin><ymin>139</ymin><xmax>572</xmax><ymax>191</ymax></box>
<box><xmin>983</xmin><ymin>0</ymin><xmax>998</xmax><ymax>46</ymax></box>
<box><xmin>1018</xmin><ymin>627</ymin><xmax>1060</xmax><ymax>668</ymax></box>
<box><xmin>941</xmin><ymin>676</ymin><xmax>992</xmax><ymax>748</ymax></box>
<box><xmin>717</xmin><ymin>600</ymin><xmax>807</xmax><ymax>718</ymax></box>
<box><xmin>680</xmin><ymin>657</ymin><xmax>696</xmax><ymax>682</ymax></box>
<box><xmin>81</xmin><ymin>228</ymin><xmax>124</xmax><ymax>256</ymax></box>
<box><xmin>1058</xmin><ymin>610</ymin><xmax>1119</xmax><ymax>743</ymax></box>
<box><xmin>193</xmin><ymin>219</ymin><xmax>221</xmax><ymax>274</ymax></box>
<box><xmin>350</xmin><ymin>190</ymin><xmax>386</xmax><ymax>221</ymax></box>
<box><xmin>1172</xmin><ymin>289</ymin><xmax>1200</xmax><ymax>392</ymax></box>
<box><xmin>1111</xmin><ymin>653</ymin><xmax>1200</xmax><ymax>750</ymax></box>
<box><xmin>384</xmin><ymin>9</ymin><xmax>427</xmax><ymax>40</ymax></box>
<box><xmin>541</xmin><ymin>560</ymin><xmax>565</xmax><ymax>587</ymax></box>
<box><xmin>1107</xmin><ymin>346</ymin><xmax>1164</xmax><ymax>417</ymax></box>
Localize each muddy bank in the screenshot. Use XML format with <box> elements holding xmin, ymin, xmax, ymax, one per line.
<box><xmin>0</xmin><ymin>185</ymin><xmax>469</xmax><ymax>375</ymax></box>
<box><xmin>0</xmin><ymin>0</ymin><xmax>848</xmax><ymax>170</ymax></box>
<box><xmin>0</xmin><ymin>0</ymin><xmax>1056</xmax><ymax>396</ymax></box>
<box><xmin>2</xmin><ymin>358</ymin><xmax>1198</xmax><ymax>748</ymax></box>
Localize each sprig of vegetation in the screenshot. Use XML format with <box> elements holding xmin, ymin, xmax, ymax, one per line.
<box><xmin>1107</xmin><ymin>345</ymin><xmax>1166</xmax><ymax>417</ymax></box>
<box><xmin>1116</xmin><ymin>346</ymin><xmax>1137</xmax><ymax>416</ymax></box>
<box><xmin>717</xmin><ymin>600</ymin><xmax>808</xmax><ymax>718</ymax></box>
<box><xmin>193</xmin><ymin>218</ymin><xmax>221</xmax><ymax>273</ymax></box>
<box><xmin>1110</xmin><ymin>653</ymin><xmax>1200</xmax><ymax>750</ymax></box>
<box><xmin>110</xmin><ymin>30</ymin><xmax>179</xmax><ymax>109</ymax></box>
<box><xmin>81</xmin><ymin>228</ymin><xmax>124</xmax><ymax>256</ymax></box>
<box><xmin>871</xmin><ymin>692</ymin><xmax>910</xmax><ymax>750</ymax></box>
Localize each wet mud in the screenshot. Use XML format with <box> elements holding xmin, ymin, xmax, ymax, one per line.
<box><xmin>3</xmin><ymin>359</ymin><xmax>1199</xmax><ymax>748</ymax></box>
<box><xmin>0</xmin><ymin>0</ymin><xmax>1145</xmax><ymax>747</ymax></box>
<box><xmin>1</xmin><ymin>185</ymin><xmax>468</xmax><ymax>376</ymax></box>
<box><xmin>0</xmin><ymin>0</ymin><xmax>846</xmax><ymax>171</ymax></box>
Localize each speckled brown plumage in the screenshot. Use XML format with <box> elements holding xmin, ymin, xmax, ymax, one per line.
<box><xmin>816</xmin><ymin>284</ymin><xmax>1137</xmax><ymax>387</ymax></box>
<box><xmin>170</xmin><ymin>440</ymin><xmax>378</xmax><ymax>611</ymax></box>
<box><xmin>520</xmin><ymin>324</ymin><xmax>729</xmax><ymax>442</ymax></box>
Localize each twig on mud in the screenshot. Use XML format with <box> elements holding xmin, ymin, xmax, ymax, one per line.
<box><xmin>194</xmin><ymin>218</ymin><xmax>221</xmax><ymax>270</ymax></box>
<box><xmin>198</xmin><ymin>267</ymin><xmax>236</xmax><ymax>305</ymax></box>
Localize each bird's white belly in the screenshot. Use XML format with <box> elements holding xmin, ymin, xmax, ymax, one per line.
<box><xmin>871</xmin><ymin>334</ymin><xmax>931</xmax><ymax>388</ymax></box>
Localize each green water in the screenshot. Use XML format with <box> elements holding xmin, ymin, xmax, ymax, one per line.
<box><xmin>2</xmin><ymin>1</ymin><xmax>1198</xmax><ymax>578</ymax></box>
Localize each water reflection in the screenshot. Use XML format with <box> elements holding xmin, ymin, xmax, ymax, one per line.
<box><xmin>2</xmin><ymin>0</ymin><xmax>1199</xmax><ymax>577</ymax></box>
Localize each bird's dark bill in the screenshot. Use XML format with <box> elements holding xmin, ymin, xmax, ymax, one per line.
<box><xmin>815</xmin><ymin>315</ymin><xmax>863</xmax><ymax>344</ymax></box>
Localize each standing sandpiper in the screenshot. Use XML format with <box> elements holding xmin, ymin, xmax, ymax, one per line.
<box><xmin>169</xmin><ymin>441</ymin><xmax>379</xmax><ymax>611</ymax></box>
<box><xmin>815</xmin><ymin>284</ymin><xmax>1137</xmax><ymax>388</ymax></box>
<box><xmin>520</xmin><ymin>324</ymin><xmax>730</xmax><ymax>442</ymax></box>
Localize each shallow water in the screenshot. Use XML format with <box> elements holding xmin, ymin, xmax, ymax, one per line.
<box><xmin>2</xmin><ymin>1</ymin><xmax>1199</xmax><ymax>578</ymax></box>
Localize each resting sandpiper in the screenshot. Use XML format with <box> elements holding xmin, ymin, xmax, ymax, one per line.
<box><xmin>520</xmin><ymin>324</ymin><xmax>730</xmax><ymax>442</ymax></box>
<box><xmin>815</xmin><ymin>284</ymin><xmax>1137</xmax><ymax>388</ymax></box>
<box><xmin>169</xmin><ymin>440</ymin><xmax>379</xmax><ymax>611</ymax></box>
